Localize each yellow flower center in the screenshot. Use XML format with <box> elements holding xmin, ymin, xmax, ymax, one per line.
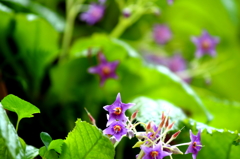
<box><xmin>113</xmin><ymin>107</ymin><xmax>122</xmax><ymax>115</ymax></box>
<box><xmin>113</xmin><ymin>125</ymin><xmax>121</xmax><ymax>133</ymax></box>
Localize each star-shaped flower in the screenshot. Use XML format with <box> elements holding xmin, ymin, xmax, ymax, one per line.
<box><xmin>88</xmin><ymin>53</ymin><xmax>119</xmax><ymax>86</ymax></box>
<box><xmin>153</xmin><ymin>24</ymin><xmax>172</xmax><ymax>45</ymax></box>
<box><xmin>191</xmin><ymin>30</ymin><xmax>219</xmax><ymax>58</ymax></box>
<box><xmin>103</xmin><ymin>120</ymin><xmax>127</xmax><ymax>141</ymax></box>
<box><xmin>80</xmin><ymin>3</ymin><xmax>105</xmax><ymax>25</ymax></box>
<box><xmin>185</xmin><ymin>130</ymin><xmax>202</xmax><ymax>159</ymax></box>
<box><xmin>141</xmin><ymin>142</ymin><xmax>171</xmax><ymax>159</ymax></box>
<box><xmin>104</xmin><ymin>93</ymin><xmax>135</xmax><ymax>126</ymax></box>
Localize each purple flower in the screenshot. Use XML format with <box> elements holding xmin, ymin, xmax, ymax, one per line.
<box><xmin>153</xmin><ymin>24</ymin><xmax>172</xmax><ymax>45</ymax></box>
<box><xmin>80</xmin><ymin>3</ymin><xmax>105</xmax><ymax>25</ymax></box>
<box><xmin>141</xmin><ymin>142</ymin><xmax>171</xmax><ymax>159</ymax></box>
<box><xmin>103</xmin><ymin>120</ymin><xmax>127</xmax><ymax>141</ymax></box>
<box><xmin>104</xmin><ymin>93</ymin><xmax>135</xmax><ymax>126</ymax></box>
<box><xmin>191</xmin><ymin>30</ymin><xmax>219</xmax><ymax>58</ymax></box>
<box><xmin>185</xmin><ymin>130</ymin><xmax>202</xmax><ymax>159</ymax></box>
<box><xmin>88</xmin><ymin>53</ymin><xmax>119</xmax><ymax>86</ymax></box>
<box><xmin>168</xmin><ymin>54</ymin><xmax>186</xmax><ymax>73</ymax></box>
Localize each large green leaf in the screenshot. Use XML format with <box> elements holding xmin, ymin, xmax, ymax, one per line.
<box><xmin>129</xmin><ymin>97</ymin><xmax>187</xmax><ymax>131</ymax></box>
<box><xmin>0</xmin><ymin>103</ymin><xmax>24</xmax><ymax>159</ymax></box>
<box><xmin>1</xmin><ymin>94</ymin><xmax>40</xmax><ymax>124</ymax></box>
<box><xmin>59</xmin><ymin>119</ymin><xmax>115</xmax><ymax>159</ymax></box>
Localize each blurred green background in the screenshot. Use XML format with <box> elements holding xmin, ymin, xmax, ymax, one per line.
<box><xmin>0</xmin><ymin>0</ymin><xmax>240</xmax><ymax>158</ymax></box>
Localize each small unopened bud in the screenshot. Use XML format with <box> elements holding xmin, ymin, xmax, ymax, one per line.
<box><xmin>84</xmin><ymin>108</ymin><xmax>96</xmax><ymax>126</ymax></box>
<box><xmin>122</xmin><ymin>8</ymin><xmax>131</xmax><ymax>18</ymax></box>
<box><xmin>172</xmin><ymin>130</ymin><xmax>181</xmax><ymax>139</ymax></box>
<box><xmin>159</xmin><ymin>116</ymin><xmax>166</xmax><ymax>128</ymax></box>
<box><xmin>165</xmin><ymin>117</ymin><xmax>170</xmax><ymax>128</ymax></box>
<box><xmin>146</xmin><ymin>121</ymin><xmax>152</xmax><ymax>132</ymax></box>
<box><xmin>161</xmin><ymin>112</ymin><xmax>165</xmax><ymax>120</ymax></box>
<box><xmin>110</xmin><ymin>136</ymin><xmax>117</xmax><ymax>144</ymax></box>
<box><xmin>127</xmin><ymin>130</ymin><xmax>135</xmax><ymax>139</ymax></box>
<box><xmin>131</xmin><ymin>110</ymin><xmax>138</xmax><ymax>121</ymax></box>
<box><xmin>171</xmin><ymin>146</ymin><xmax>183</xmax><ymax>154</ymax></box>
<box><xmin>167</xmin><ymin>122</ymin><xmax>175</xmax><ymax>130</ymax></box>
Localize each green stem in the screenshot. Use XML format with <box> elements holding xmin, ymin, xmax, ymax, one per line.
<box><xmin>59</xmin><ymin>0</ymin><xmax>85</xmax><ymax>62</ymax></box>
<box><xmin>16</xmin><ymin>118</ymin><xmax>21</xmax><ymax>132</ymax></box>
<box><xmin>136</xmin><ymin>149</ymin><xmax>144</xmax><ymax>159</ymax></box>
<box><xmin>110</xmin><ymin>6</ymin><xmax>145</xmax><ymax>38</ymax></box>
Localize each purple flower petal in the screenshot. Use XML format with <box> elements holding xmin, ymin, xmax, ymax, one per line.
<box><xmin>104</xmin><ymin>93</ymin><xmax>135</xmax><ymax>126</ymax></box>
<box><xmin>88</xmin><ymin>53</ymin><xmax>119</xmax><ymax>86</ymax></box>
<box><xmin>103</xmin><ymin>120</ymin><xmax>127</xmax><ymax>141</ymax></box>
<box><xmin>141</xmin><ymin>142</ymin><xmax>172</xmax><ymax>159</ymax></box>
<box><xmin>153</xmin><ymin>24</ymin><xmax>172</xmax><ymax>45</ymax></box>
<box><xmin>185</xmin><ymin>130</ymin><xmax>202</xmax><ymax>159</ymax></box>
<box><xmin>192</xmin><ymin>30</ymin><xmax>219</xmax><ymax>58</ymax></box>
<box><xmin>80</xmin><ymin>3</ymin><xmax>105</xmax><ymax>25</ymax></box>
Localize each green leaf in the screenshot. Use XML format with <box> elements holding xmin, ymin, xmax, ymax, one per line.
<box><xmin>1</xmin><ymin>94</ymin><xmax>40</xmax><ymax>129</ymax></box>
<box><xmin>48</xmin><ymin>139</ymin><xmax>64</xmax><ymax>154</ymax></box>
<box><xmin>0</xmin><ymin>103</ymin><xmax>24</xmax><ymax>159</ymax></box>
<box><xmin>59</xmin><ymin>119</ymin><xmax>115</xmax><ymax>159</ymax></box>
<box><xmin>129</xmin><ymin>97</ymin><xmax>187</xmax><ymax>131</ymax></box>
<box><xmin>40</xmin><ymin>132</ymin><xmax>52</xmax><ymax>149</ymax></box>
<box><xmin>39</xmin><ymin>146</ymin><xmax>59</xmax><ymax>159</ymax></box>
<box><xmin>25</xmin><ymin>145</ymin><xmax>39</xmax><ymax>159</ymax></box>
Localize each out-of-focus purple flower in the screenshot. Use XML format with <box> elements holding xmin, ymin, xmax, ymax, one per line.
<box><xmin>141</xmin><ymin>142</ymin><xmax>171</xmax><ymax>159</ymax></box>
<box><xmin>153</xmin><ymin>24</ymin><xmax>172</xmax><ymax>45</ymax></box>
<box><xmin>185</xmin><ymin>130</ymin><xmax>202</xmax><ymax>159</ymax></box>
<box><xmin>80</xmin><ymin>3</ymin><xmax>105</xmax><ymax>25</ymax></box>
<box><xmin>168</xmin><ymin>54</ymin><xmax>186</xmax><ymax>72</ymax></box>
<box><xmin>103</xmin><ymin>120</ymin><xmax>127</xmax><ymax>141</ymax></box>
<box><xmin>104</xmin><ymin>93</ymin><xmax>135</xmax><ymax>126</ymax></box>
<box><xmin>88</xmin><ymin>53</ymin><xmax>119</xmax><ymax>86</ymax></box>
<box><xmin>191</xmin><ymin>30</ymin><xmax>219</xmax><ymax>58</ymax></box>
<box><xmin>167</xmin><ymin>0</ymin><xmax>174</xmax><ymax>5</ymax></box>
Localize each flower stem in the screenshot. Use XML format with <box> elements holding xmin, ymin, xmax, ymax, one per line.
<box><xmin>59</xmin><ymin>0</ymin><xmax>85</xmax><ymax>62</ymax></box>
<box><xmin>137</xmin><ymin>149</ymin><xmax>144</xmax><ymax>159</ymax></box>
<box><xmin>110</xmin><ymin>4</ymin><xmax>145</xmax><ymax>38</ymax></box>
<box><xmin>16</xmin><ymin>118</ymin><xmax>21</xmax><ymax>133</ymax></box>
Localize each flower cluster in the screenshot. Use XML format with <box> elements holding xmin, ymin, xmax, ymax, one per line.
<box><xmin>100</xmin><ymin>93</ymin><xmax>203</xmax><ymax>159</ymax></box>
<box><xmin>103</xmin><ymin>93</ymin><xmax>135</xmax><ymax>142</ymax></box>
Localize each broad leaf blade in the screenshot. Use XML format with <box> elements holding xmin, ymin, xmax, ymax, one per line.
<box><xmin>130</xmin><ymin>97</ymin><xmax>187</xmax><ymax>130</ymax></box>
<box><xmin>1</xmin><ymin>94</ymin><xmax>40</xmax><ymax>121</ymax></box>
<box><xmin>48</xmin><ymin>139</ymin><xmax>64</xmax><ymax>154</ymax></box>
<box><xmin>25</xmin><ymin>145</ymin><xmax>39</xmax><ymax>159</ymax></box>
<box><xmin>0</xmin><ymin>103</ymin><xmax>24</xmax><ymax>159</ymax></box>
<box><xmin>59</xmin><ymin>119</ymin><xmax>115</xmax><ymax>159</ymax></box>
